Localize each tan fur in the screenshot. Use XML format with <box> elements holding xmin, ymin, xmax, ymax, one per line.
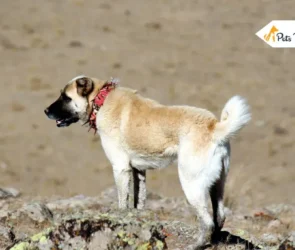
<box><xmin>97</xmin><ymin>86</ymin><xmax>218</xmax><ymax>155</ymax></box>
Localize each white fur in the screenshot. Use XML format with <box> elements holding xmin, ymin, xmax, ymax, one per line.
<box><xmin>130</xmin><ymin>145</ymin><xmax>178</xmax><ymax>171</ymax></box>
<box><xmin>214</xmin><ymin>95</ymin><xmax>251</xmax><ymax>144</ymax></box>
<box><xmin>68</xmin><ymin>75</ymin><xmax>86</xmax><ymax>83</ymax></box>
<box><xmin>178</xmin><ymin>140</ymin><xmax>230</xmax><ymax>246</ymax></box>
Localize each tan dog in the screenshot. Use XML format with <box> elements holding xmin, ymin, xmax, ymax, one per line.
<box><xmin>45</xmin><ymin>75</ymin><xmax>251</xmax><ymax>248</ymax></box>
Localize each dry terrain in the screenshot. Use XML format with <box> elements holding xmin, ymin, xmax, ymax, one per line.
<box><xmin>0</xmin><ymin>0</ymin><xmax>294</xmax><ymax>249</ymax></box>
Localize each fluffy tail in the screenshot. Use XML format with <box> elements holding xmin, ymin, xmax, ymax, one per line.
<box><xmin>214</xmin><ymin>96</ymin><xmax>251</xmax><ymax>144</ymax></box>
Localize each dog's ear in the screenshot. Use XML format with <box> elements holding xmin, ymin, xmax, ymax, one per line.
<box><xmin>76</xmin><ymin>77</ymin><xmax>94</xmax><ymax>96</ymax></box>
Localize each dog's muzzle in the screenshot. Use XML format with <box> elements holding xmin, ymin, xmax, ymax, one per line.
<box><xmin>44</xmin><ymin>108</ymin><xmax>79</xmax><ymax>127</ymax></box>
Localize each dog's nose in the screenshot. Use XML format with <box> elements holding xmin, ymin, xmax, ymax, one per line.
<box><xmin>44</xmin><ymin>108</ymin><xmax>49</xmax><ymax>115</ymax></box>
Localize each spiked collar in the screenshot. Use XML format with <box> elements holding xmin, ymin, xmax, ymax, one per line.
<box><xmin>87</xmin><ymin>79</ymin><xmax>118</xmax><ymax>133</ymax></box>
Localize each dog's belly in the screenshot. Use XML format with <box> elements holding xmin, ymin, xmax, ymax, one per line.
<box><xmin>131</xmin><ymin>155</ymin><xmax>176</xmax><ymax>171</ymax></box>
<box><xmin>130</xmin><ymin>146</ymin><xmax>178</xmax><ymax>171</ymax></box>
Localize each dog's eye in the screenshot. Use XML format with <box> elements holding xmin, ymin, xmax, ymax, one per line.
<box><xmin>61</xmin><ymin>93</ymin><xmax>72</xmax><ymax>103</ymax></box>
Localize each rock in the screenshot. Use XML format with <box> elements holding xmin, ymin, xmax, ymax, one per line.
<box><xmin>145</xmin><ymin>22</ymin><xmax>162</xmax><ymax>30</ymax></box>
<box><xmin>267</xmin><ymin>219</ymin><xmax>282</xmax><ymax>231</ymax></box>
<box><xmin>59</xmin><ymin>236</ymin><xmax>87</xmax><ymax>250</ymax></box>
<box><xmin>265</xmin><ymin>204</ymin><xmax>295</xmax><ymax>216</ymax></box>
<box><xmin>255</xmin><ymin>120</ymin><xmax>266</xmax><ymax>127</ymax></box>
<box><xmin>0</xmin><ymin>187</ymin><xmax>20</xmax><ymax>199</ymax></box>
<box><xmin>99</xmin><ymin>186</ymin><xmax>118</xmax><ymax>202</ymax></box>
<box><xmin>0</xmin><ymin>200</ymin><xmax>9</xmax><ymax>219</ymax></box>
<box><xmin>10</xmin><ymin>211</ymin><xmax>167</xmax><ymax>250</ymax></box>
<box><xmin>139</xmin><ymin>228</ymin><xmax>152</xmax><ymax>241</ymax></box>
<box><xmin>0</xmin><ymin>225</ymin><xmax>14</xmax><ymax>241</ymax></box>
<box><xmin>165</xmin><ymin>221</ymin><xmax>199</xmax><ymax>248</ymax></box>
<box><xmin>0</xmin><ymin>225</ymin><xmax>15</xmax><ymax>249</ymax></box>
<box><xmin>35</xmin><ymin>233</ymin><xmax>55</xmax><ymax>250</ymax></box>
<box><xmin>88</xmin><ymin>229</ymin><xmax>113</xmax><ymax>250</ymax></box>
<box><xmin>47</xmin><ymin>195</ymin><xmax>101</xmax><ymax>211</ymax></box>
<box><xmin>273</xmin><ymin>126</ymin><xmax>288</xmax><ymax>136</ymax></box>
<box><xmin>261</xmin><ymin>233</ymin><xmax>281</xmax><ymax>245</ymax></box>
<box><xmin>68</xmin><ymin>40</ymin><xmax>83</xmax><ymax>47</ymax></box>
<box><xmin>222</xmin><ymin>228</ymin><xmax>263</xmax><ymax>249</ymax></box>
<box><xmin>289</xmin><ymin>231</ymin><xmax>295</xmax><ymax>244</ymax></box>
<box><xmin>19</xmin><ymin>203</ymin><xmax>53</xmax><ymax>223</ymax></box>
<box><xmin>278</xmin><ymin>232</ymin><xmax>295</xmax><ymax>249</ymax></box>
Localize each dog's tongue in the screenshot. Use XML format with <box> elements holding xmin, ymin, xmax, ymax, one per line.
<box><xmin>56</xmin><ymin>120</ymin><xmax>62</xmax><ymax>125</ymax></box>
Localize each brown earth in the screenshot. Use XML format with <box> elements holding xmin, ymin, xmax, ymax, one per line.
<box><xmin>0</xmin><ymin>0</ymin><xmax>294</xmax><ymax>217</ymax></box>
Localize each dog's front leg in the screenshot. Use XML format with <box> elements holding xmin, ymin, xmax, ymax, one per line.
<box><xmin>100</xmin><ymin>135</ymin><xmax>131</xmax><ymax>209</ymax></box>
<box><xmin>113</xmin><ymin>167</ymin><xmax>132</xmax><ymax>209</ymax></box>
<box><xmin>133</xmin><ymin>168</ymin><xmax>146</xmax><ymax>209</ymax></box>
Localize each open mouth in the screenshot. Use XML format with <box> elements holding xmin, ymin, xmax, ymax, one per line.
<box><xmin>56</xmin><ymin>117</ymin><xmax>79</xmax><ymax>127</ymax></box>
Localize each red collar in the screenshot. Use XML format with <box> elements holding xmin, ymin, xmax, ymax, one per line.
<box><xmin>88</xmin><ymin>79</ymin><xmax>118</xmax><ymax>133</ymax></box>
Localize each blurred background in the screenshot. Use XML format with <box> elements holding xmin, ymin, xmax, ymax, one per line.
<box><xmin>0</xmin><ymin>0</ymin><xmax>294</xmax><ymax>211</ymax></box>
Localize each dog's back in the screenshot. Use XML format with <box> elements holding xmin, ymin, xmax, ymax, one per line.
<box><xmin>98</xmin><ymin>87</ymin><xmax>220</xmax><ymax>157</ymax></box>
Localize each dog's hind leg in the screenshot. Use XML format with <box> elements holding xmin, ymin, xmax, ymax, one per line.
<box><xmin>178</xmin><ymin>160</ymin><xmax>215</xmax><ymax>249</ymax></box>
<box><xmin>210</xmin><ymin>143</ymin><xmax>230</xmax><ymax>241</ymax></box>
<box><xmin>210</xmin><ymin>161</ymin><xmax>226</xmax><ymax>242</ymax></box>
<box><xmin>133</xmin><ymin>168</ymin><xmax>146</xmax><ymax>209</ymax></box>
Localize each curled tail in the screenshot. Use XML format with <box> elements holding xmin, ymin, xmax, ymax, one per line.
<box><xmin>214</xmin><ymin>96</ymin><xmax>251</xmax><ymax>144</ymax></box>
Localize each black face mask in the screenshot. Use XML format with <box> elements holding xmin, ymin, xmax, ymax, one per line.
<box><xmin>44</xmin><ymin>93</ymin><xmax>79</xmax><ymax>127</ymax></box>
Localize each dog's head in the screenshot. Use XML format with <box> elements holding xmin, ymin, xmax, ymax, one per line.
<box><xmin>44</xmin><ymin>76</ymin><xmax>106</xmax><ymax>127</ymax></box>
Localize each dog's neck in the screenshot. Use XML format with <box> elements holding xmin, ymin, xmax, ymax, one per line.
<box><xmin>86</xmin><ymin>79</ymin><xmax>106</xmax><ymax>117</ymax></box>
<box><xmin>86</xmin><ymin>79</ymin><xmax>118</xmax><ymax>133</ymax></box>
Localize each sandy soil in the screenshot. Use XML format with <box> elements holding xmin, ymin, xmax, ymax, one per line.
<box><xmin>0</xmin><ymin>0</ymin><xmax>294</xmax><ymax>212</ymax></box>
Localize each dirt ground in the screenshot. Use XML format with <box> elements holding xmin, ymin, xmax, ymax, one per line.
<box><xmin>0</xmin><ymin>0</ymin><xmax>294</xmax><ymax>213</ymax></box>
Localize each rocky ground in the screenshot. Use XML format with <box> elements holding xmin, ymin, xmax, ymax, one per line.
<box><xmin>1</xmin><ymin>0</ymin><xmax>295</xmax><ymax>208</ymax></box>
<box><xmin>0</xmin><ymin>187</ymin><xmax>294</xmax><ymax>249</ymax></box>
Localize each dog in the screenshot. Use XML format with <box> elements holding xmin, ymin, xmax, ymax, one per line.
<box><xmin>45</xmin><ymin>75</ymin><xmax>251</xmax><ymax>248</ymax></box>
